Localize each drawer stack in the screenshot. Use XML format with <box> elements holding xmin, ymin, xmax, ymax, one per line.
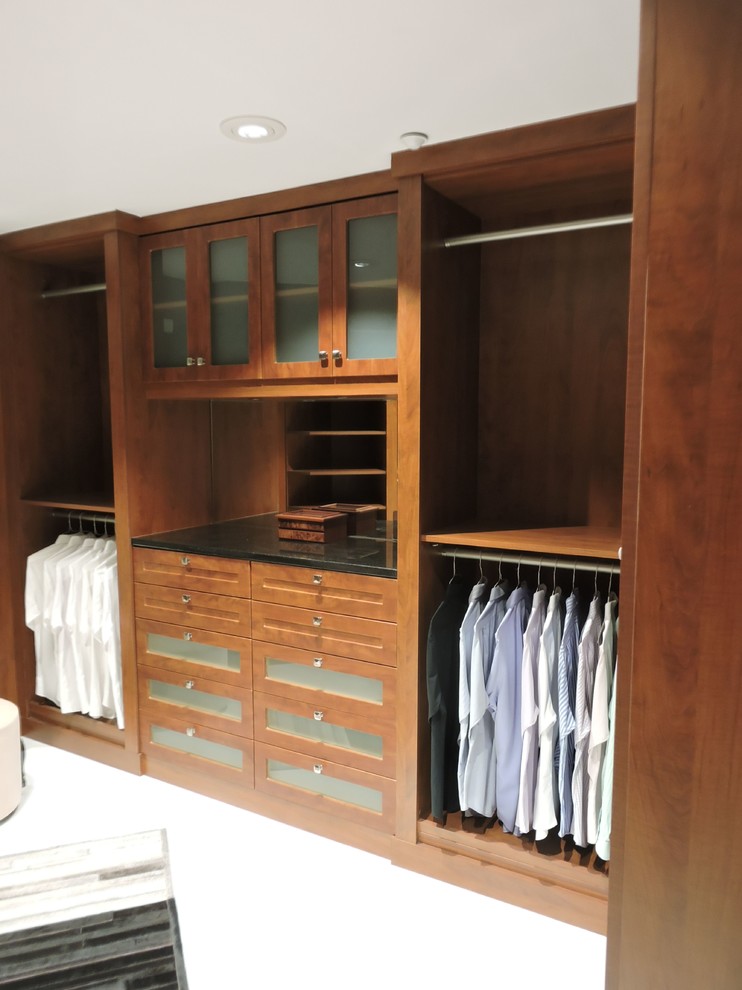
<box><xmin>133</xmin><ymin>548</ymin><xmax>254</xmax><ymax>787</ymax></box>
<box><xmin>251</xmin><ymin>562</ymin><xmax>397</xmax><ymax>831</ymax></box>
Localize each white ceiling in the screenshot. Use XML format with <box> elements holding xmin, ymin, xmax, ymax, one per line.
<box><xmin>0</xmin><ymin>0</ymin><xmax>640</xmax><ymax>235</ymax></box>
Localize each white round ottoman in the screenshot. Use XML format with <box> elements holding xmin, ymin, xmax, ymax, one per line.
<box><xmin>0</xmin><ymin>699</ymin><xmax>22</xmax><ymax>820</ymax></box>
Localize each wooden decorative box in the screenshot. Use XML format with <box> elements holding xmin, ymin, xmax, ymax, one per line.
<box><xmin>277</xmin><ymin>508</ymin><xmax>349</xmax><ymax>543</ymax></box>
<box><xmin>320</xmin><ymin>503</ymin><xmax>378</xmax><ymax>535</ymax></box>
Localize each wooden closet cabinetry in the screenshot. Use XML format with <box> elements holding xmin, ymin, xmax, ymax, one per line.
<box><xmin>260</xmin><ymin>195</ymin><xmax>398</xmax><ymax>380</ymax></box>
<box><xmin>140</xmin><ymin>219</ymin><xmax>262</xmax><ymax>383</ymax></box>
<box><xmin>133</xmin><ymin>548</ymin><xmax>254</xmax><ymax>786</ymax></box>
<box><xmin>251</xmin><ymin>561</ymin><xmax>397</xmax><ymax>831</ymax></box>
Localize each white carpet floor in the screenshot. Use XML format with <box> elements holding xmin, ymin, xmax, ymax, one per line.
<box><xmin>1</xmin><ymin>739</ymin><xmax>606</xmax><ymax>989</ymax></box>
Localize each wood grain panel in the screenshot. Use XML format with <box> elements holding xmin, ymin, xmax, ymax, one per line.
<box><xmin>251</xmin><ymin>600</ymin><xmax>396</xmax><ymax>666</ymax></box>
<box><xmin>133</xmin><ymin>547</ymin><xmax>250</xmax><ymax>597</ymax></box>
<box><xmin>210</xmin><ymin>398</ymin><xmax>285</xmax><ymax>519</ymax></box>
<box><xmin>251</xmin><ymin>561</ymin><xmax>397</xmax><ymax>620</ymax></box>
<box><xmin>134</xmin><ymin>583</ymin><xmax>251</xmax><ymax>637</ymax></box>
<box><xmin>477</xmin><ymin>225</ymin><xmax>630</xmax><ymax>530</ymax></box>
<box><xmin>608</xmin><ymin>1</ymin><xmax>742</xmax><ymax>987</ymax></box>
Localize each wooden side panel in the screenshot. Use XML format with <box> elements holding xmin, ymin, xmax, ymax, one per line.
<box><xmin>210</xmin><ymin>399</ymin><xmax>284</xmax><ymax>521</ymax></box>
<box><xmin>608</xmin><ymin>1</ymin><xmax>742</xmax><ymax>987</ymax></box>
<box><xmin>478</xmin><ymin>226</ymin><xmax>631</xmax><ymax>530</ymax></box>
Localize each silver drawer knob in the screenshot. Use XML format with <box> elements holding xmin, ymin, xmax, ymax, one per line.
<box><xmin>313</xmin><ymin>763</ymin><xmax>323</xmax><ymax>774</ymax></box>
<box><xmin>181</xmin><ymin>556</ymin><xmax>190</xmax><ymax>566</ymax></box>
<box><xmin>313</xmin><ymin>711</ymin><xmax>324</xmax><ymax>721</ymax></box>
<box><xmin>184</xmin><ymin>680</ymin><xmax>195</xmax><ymax>690</ymax></box>
<box><xmin>182</xmin><ymin>594</ymin><xmax>191</xmax><ymax>604</ymax></box>
<box><xmin>186</xmin><ymin>357</ymin><xmax>195</xmax><ymax>367</ymax></box>
<box><xmin>332</xmin><ymin>349</ymin><xmax>342</xmax><ymax>362</ymax></box>
<box><xmin>184</xmin><ymin>632</ymin><xmax>193</xmax><ymax>641</ymax></box>
<box><xmin>312</xmin><ymin>574</ymin><xmax>323</xmax><ymax>585</ymax></box>
<box><xmin>196</xmin><ymin>356</ymin><xmax>205</xmax><ymax>366</ymax></box>
<box><xmin>318</xmin><ymin>350</ymin><xmax>328</xmax><ymax>362</ymax></box>
<box><xmin>313</xmin><ymin>657</ymin><xmax>323</xmax><ymax>668</ymax></box>
<box><xmin>313</xmin><ymin>616</ymin><xmax>322</xmax><ymax>627</ymax></box>
<box><xmin>186</xmin><ymin>727</ymin><xmax>196</xmax><ymax>737</ymax></box>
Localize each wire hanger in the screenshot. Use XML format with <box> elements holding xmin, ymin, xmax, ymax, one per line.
<box><xmin>478</xmin><ymin>551</ymin><xmax>484</xmax><ymax>582</ymax></box>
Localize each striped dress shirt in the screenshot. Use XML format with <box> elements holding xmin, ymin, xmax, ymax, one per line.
<box><xmin>533</xmin><ymin>588</ymin><xmax>564</xmax><ymax>840</ymax></box>
<box><xmin>571</xmin><ymin>593</ymin><xmax>602</xmax><ymax>847</ymax></box>
<box><xmin>456</xmin><ymin>579</ymin><xmax>489</xmax><ymax>812</ymax></box>
<box><xmin>587</xmin><ymin>594</ymin><xmax>618</xmax><ymax>844</ymax></box>
<box><xmin>515</xmin><ymin>586</ymin><xmax>548</xmax><ymax>834</ymax></box>
<box><xmin>557</xmin><ymin>589</ymin><xmax>583</xmax><ymax>838</ymax></box>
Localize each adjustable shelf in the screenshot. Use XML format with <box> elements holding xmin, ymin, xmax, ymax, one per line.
<box><xmin>422</xmin><ymin>525</ymin><xmax>621</xmax><ymax>561</ymax></box>
<box><xmin>22</xmin><ymin>493</ymin><xmax>115</xmax><ymax>514</ymax></box>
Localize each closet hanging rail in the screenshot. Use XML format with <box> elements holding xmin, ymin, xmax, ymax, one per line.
<box><xmin>444</xmin><ymin>213</ymin><xmax>633</xmax><ymax>248</ymax></box>
<box><xmin>52</xmin><ymin>509</ymin><xmax>116</xmax><ymax>528</ymax></box>
<box><xmin>430</xmin><ymin>545</ymin><xmax>619</xmax><ymax>576</ymax></box>
<box><xmin>41</xmin><ymin>283</ymin><xmax>107</xmax><ymax>299</ymax></box>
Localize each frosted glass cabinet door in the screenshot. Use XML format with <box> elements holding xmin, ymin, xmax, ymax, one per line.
<box><xmin>141</xmin><ymin>221</ymin><xmax>261</xmax><ymax>383</ymax></box>
<box><xmin>150</xmin><ymin>244</ymin><xmax>189</xmax><ymax>370</ymax></box>
<box><xmin>332</xmin><ymin>194</ymin><xmax>398</xmax><ymax>377</ymax></box>
<box><xmin>260</xmin><ymin>207</ymin><xmax>333</xmax><ymax>379</ymax></box>
<box><xmin>200</xmin><ymin>218</ymin><xmax>261</xmax><ymax>380</ymax></box>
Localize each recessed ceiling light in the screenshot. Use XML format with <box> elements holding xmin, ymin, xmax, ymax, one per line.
<box><xmin>220</xmin><ymin>116</ymin><xmax>286</xmax><ymax>143</ymax></box>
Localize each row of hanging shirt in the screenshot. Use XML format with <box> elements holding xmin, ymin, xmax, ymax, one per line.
<box><xmin>25</xmin><ymin>527</ymin><xmax>124</xmax><ymax>728</ymax></box>
<box><xmin>426</xmin><ymin>568</ymin><xmax>618</xmax><ymax>860</ymax></box>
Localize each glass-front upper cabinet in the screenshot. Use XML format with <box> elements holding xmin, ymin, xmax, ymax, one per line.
<box><xmin>332</xmin><ymin>194</ymin><xmax>398</xmax><ymax>378</ymax></box>
<box><xmin>260</xmin><ymin>196</ymin><xmax>398</xmax><ymax>380</ymax></box>
<box><xmin>260</xmin><ymin>206</ymin><xmax>334</xmax><ymax>379</ymax></box>
<box><xmin>141</xmin><ymin>219</ymin><xmax>261</xmax><ymax>382</ymax></box>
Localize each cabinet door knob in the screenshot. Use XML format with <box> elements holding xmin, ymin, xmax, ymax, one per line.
<box><xmin>318</xmin><ymin>350</ymin><xmax>328</xmax><ymax>362</ymax></box>
<box><xmin>313</xmin><ymin>710</ymin><xmax>325</xmax><ymax>721</ymax></box>
<box><xmin>332</xmin><ymin>349</ymin><xmax>343</xmax><ymax>363</ymax></box>
<box><xmin>184</xmin><ymin>632</ymin><xmax>193</xmax><ymax>641</ymax></box>
<box><xmin>196</xmin><ymin>356</ymin><xmax>206</xmax><ymax>366</ymax></box>
<box><xmin>312</xmin><ymin>574</ymin><xmax>323</xmax><ymax>585</ymax></box>
<box><xmin>184</xmin><ymin>680</ymin><xmax>195</xmax><ymax>690</ymax></box>
<box><xmin>182</xmin><ymin>594</ymin><xmax>191</xmax><ymax>604</ymax></box>
<box><xmin>186</xmin><ymin>727</ymin><xmax>196</xmax><ymax>737</ymax></box>
<box><xmin>313</xmin><ymin>763</ymin><xmax>323</xmax><ymax>774</ymax></box>
<box><xmin>186</xmin><ymin>356</ymin><xmax>196</xmax><ymax>366</ymax></box>
<box><xmin>312</xmin><ymin>615</ymin><xmax>323</xmax><ymax>627</ymax></box>
<box><xmin>313</xmin><ymin>657</ymin><xmax>323</xmax><ymax>668</ymax></box>
<box><xmin>180</xmin><ymin>556</ymin><xmax>190</xmax><ymax>566</ymax></box>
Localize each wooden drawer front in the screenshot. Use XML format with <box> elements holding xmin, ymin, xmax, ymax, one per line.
<box><xmin>141</xmin><ymin>712</ymin><xmax>254</xmax><ymax>787</ymax></box>
<box><xmin>254</xmin><ymin>742</ymin><xmax>394</xmax><ymax>833</ymax></box>
<box><xmin>251</xmin><ymin>601</ymin><xmax>396</xmax><ymax>666</ymax></box>
<box><xmin>251</xmin><ymin>562</ymin><xmax>397</xmax><ymax>621</ymax></box>
<box><xmin>254</xmin><ymin>691</ymin><xmax>395</xmax><ymax>778</ymax></box>
<box><xmin>139</xmin><ymin>665</ymin><xmax>253</xmax><ymax>739</ymax></box>
<box><xmin>136</xmin><ymin>620</ymin><xmax>251</xmax><ymax>689</ymax></box>
<box><xmin>253</xmin><ymin>640</ymin><xmax>396</xmax><ymax>720</ymax></box>
<box><xmin>134</xmin><ymin>548</ymin><xmax>250</xmax><ymax>598</ymax></box>
<box><xmin>135</xmin><ymin>583</ymin><xmax>251</xmax><ymax>637</ymax></box>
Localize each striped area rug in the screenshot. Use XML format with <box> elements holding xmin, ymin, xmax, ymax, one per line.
<box><xmin>0</xmin><ymin>830</ymin><xmax>188</xmax><ymax>989</ymax></box>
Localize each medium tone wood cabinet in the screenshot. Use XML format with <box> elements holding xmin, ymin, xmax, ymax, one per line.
<box><xmin>260</xmin><ymin>195</ymin><xmax>398</xmax><ymax>380</ymax></box>
<box><xmin>1</xmin><ymin>7</ymin><xmax>739</xmax><ymax>978</ymax></box>
<box><xmin>140</xmin><ymin>219</ymin><xmax>262</xmax><ymax>382</ymax></box>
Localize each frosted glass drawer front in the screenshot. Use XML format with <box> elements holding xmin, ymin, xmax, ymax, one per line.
<box><xmin>253</xmin><ymin>641</ymin><xmax>396</xmax><ymax>720</ymax></box>
<box><xmin>251</xmin><ymin>601</ymin><xmax>396</xmax><ymax>666</ymax></box>
<box><xmin>254</xmin><ymin>692</ymin><xmax>395</xmax><ymax>777</ymax></box>
<box><xmin>136</xmin><ymin>620</ymin><xmax>251</xmax><ymax>688</ymax></box>
<box><xmin>135</xmin><ymin>583</ymin><xmax>251</xmax><ymax>637</ymax></box>
<box><xmin>251</xmin><ymin>562</ymin><xmax>397</xmax><ymax>621</ymax></box>
<box><xmin>133</xmin><ymin>548</ymin><xmax>250</xmax><ymax>598</ymax></box>
<box><xmin>255</xmin><ymin>743</ymin><xmax>394</xmax><ymax>832</ymax></box>
<box><xmin>139</xmin><ymin>664</ymin><xmax>252</xmax><ymax>738</ymax></box>
<box><xmin>142</xmin><ymin>713</ymin><xmax>253</xmax><ymax>786</ymax></box>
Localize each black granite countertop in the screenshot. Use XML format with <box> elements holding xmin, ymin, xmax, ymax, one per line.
<box><xmin>132</xmin><ymin>513</ymin><xmax>397</xmax><ymax>579</ymax></box>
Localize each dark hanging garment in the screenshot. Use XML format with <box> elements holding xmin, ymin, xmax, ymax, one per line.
<box><xmin>426</xmin><ymin>575</ymin><xmax>472</xmax><ymax>825</ymax></box>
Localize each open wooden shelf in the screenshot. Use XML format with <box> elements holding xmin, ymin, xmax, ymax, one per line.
<box><xmin>22</xmin><ymin>493</ymin><xmax>115</xmax><ymax>513</ymax></box>
<box><xmin>422</xmin><ymin>525</ymin><xmax>621</xmax><ymax>560</ymax></box>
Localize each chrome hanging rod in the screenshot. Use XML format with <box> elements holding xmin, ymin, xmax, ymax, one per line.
<box><xmin>41</xmin><ymin>282</ymin><xmax>107</xmax><ymax>299</ymax></box>
<box><xmin>52</xmin><ymin>509</ymin><xmax>116</xmax><ymax>527</ymax></box>
<box><xmin>430</xmin><ymin>545</ymin><xmax>619</xmax><ymax>576</ymax></box>
<box><xmin>444</xmin><ymin>213</ymin><xmax>633</xmax><ymax>249</ymax></box>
